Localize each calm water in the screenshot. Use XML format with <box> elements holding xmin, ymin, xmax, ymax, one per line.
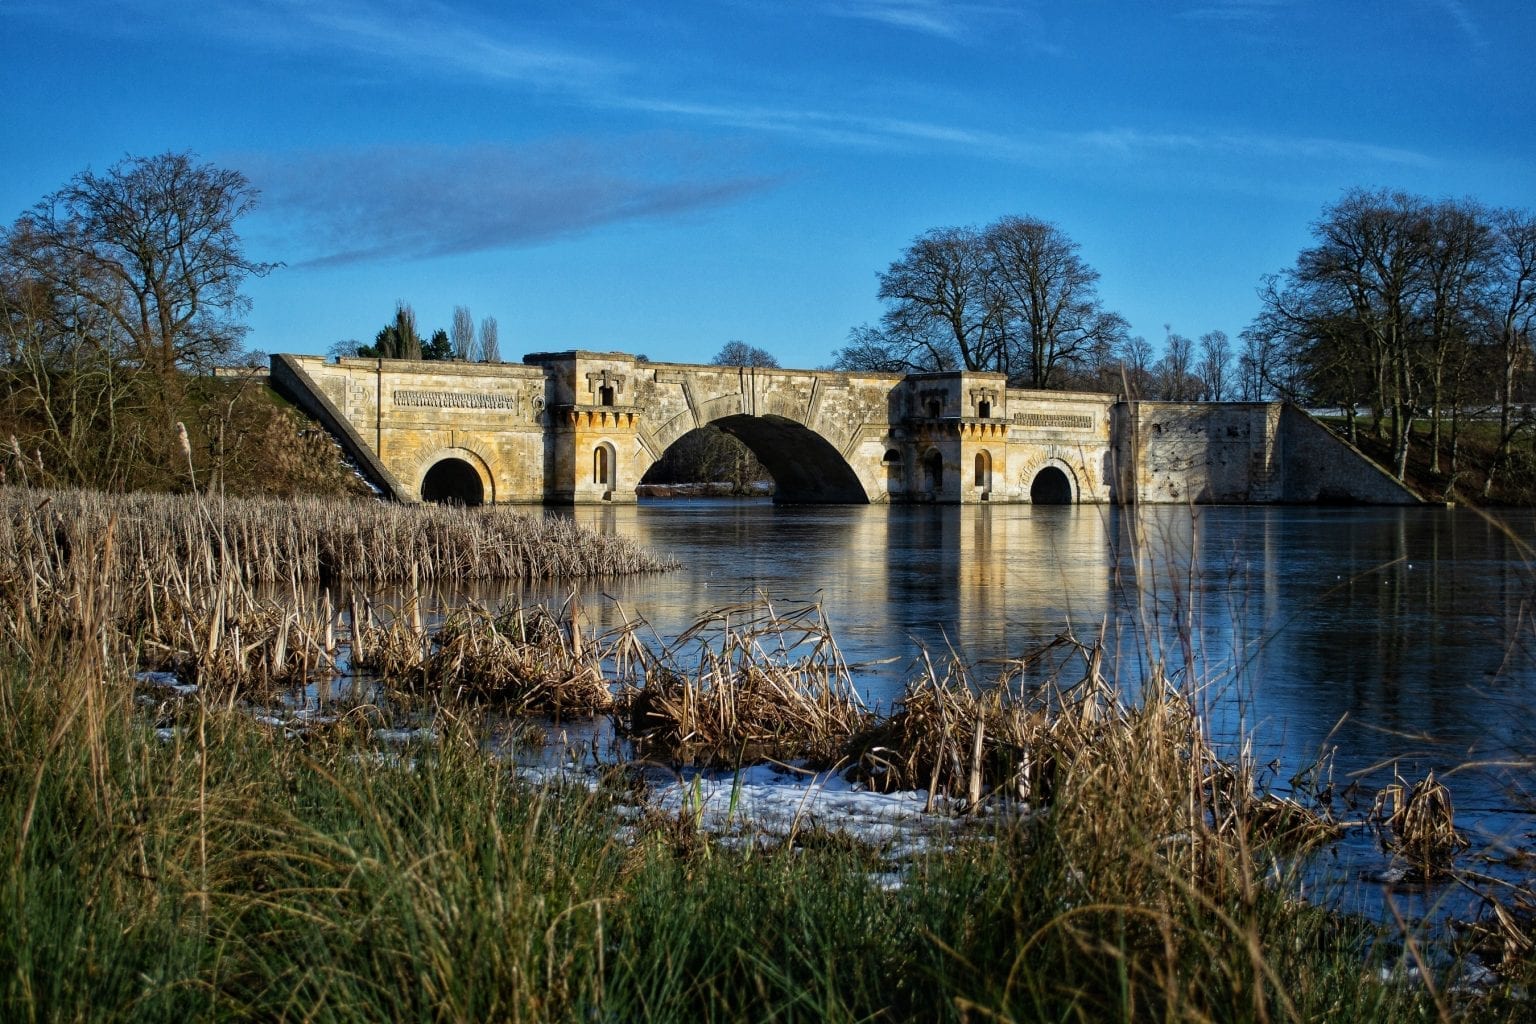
<box><xmin>542</xmin><ymin>500</ymin><xmax>1536</xmax><ymax>907</ymax></box>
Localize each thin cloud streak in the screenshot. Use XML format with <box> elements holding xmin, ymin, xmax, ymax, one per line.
<box><xmin>818</xmin><ymin>0</ymin><xmax>1037</xmax><ymax>43</ymax></box>
<box><xmin>53</xmin><ymin>0</ymin><xmax>619</xmax><ymax>91</ymax></box>
<box><xmin>1178</xmin><ymin>0</ymin><xmax>1288</xmax><ymax>22</ymax></box>
<box><xmin>244</xmin><ymin>141</ymin><xmax>781</xmax><ymax>268</ymax></box>
<box><xmin>1426</xmin><ymin>0</ymin><xmax>1487</xmax><ymax>51</ymax></box>
<box><xmin>620</xmin><ymin>96</ymin><xmax>1437</xmax><ymax>173</ymax></box>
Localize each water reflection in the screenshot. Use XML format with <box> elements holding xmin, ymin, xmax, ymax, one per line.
<box><xmin>557</xmin><ymin>501</ymin><xmax>1536</xmax><ymax>806</ymax></box>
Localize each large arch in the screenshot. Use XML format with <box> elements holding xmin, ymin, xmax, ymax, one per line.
<box><xmin>1029</xmin><ymin>463</ymin><xmax>1076</xmax><ymax>504</ymax></box>
<box><xmin>673</xmin><ymin>413</ymin><xmax>868</xmax><ymax>504</ymax></box>
<box><xmin>421</xmin><ymin>457</ymin><xmax>486</xmax><ymax>506</ymax></box>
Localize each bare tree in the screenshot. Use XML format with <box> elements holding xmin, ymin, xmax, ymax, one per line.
<box><xmin>1116</xmin><ymin>334</ymin><xmax>1155</xmax><ymax>397</ymax></box>
<box><xmin>1196</xmin><ymin>330</ymin><xmax>1232</xmax><ymax>401</ymax></box>
<box><xmin>478</xmin><ymin>315</ymin><xmax>500</xmax><ymax>363</ymax></box>
<box><xmin>2</xmin><ymin>151</ymin><xmax>277</xmax><ymax>374</ymax></box>
<box><xmin>877</xmin><ymin>225</ymin><xmax>1000</xmax><ymax>373</ymax></box>
<box><xmin>451</xmin><ymin>305</ymin><xmax>475</xmax><ymax>361</ymax></box>
<box><xmin>983</xmin><ymin>215</ymin><xmax>1128</xmax><ymax>387</ymax></box>
<box><xmin>1484</xmin><ymin>207</ymin><xmax>1536</xmax><ymax>495</ymax></box>
<box><xmin>1154</xmin><ymin>330</ymin><xmax>1198</xmax><ymax>400</ymax></box>
<box><xmin>711</xmin><ymin>340</ymin><xmax>778</xmax><ymax>367</ymax></box>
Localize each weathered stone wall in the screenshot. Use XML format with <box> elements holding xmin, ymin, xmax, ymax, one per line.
<box><xmin>1119</xmin><ymin>402</ymin><xmax>1283</xmax><ymax>504</ymax></box>
<box><xmin>1116</xmin><ymin>401</ymin><xmax>1419</xmax><ymax>505</ymax></box>
<box><xmin>1277</xmin><ymin>406</ymin><xmax>1421</xmax><ymax>504</ymax></box>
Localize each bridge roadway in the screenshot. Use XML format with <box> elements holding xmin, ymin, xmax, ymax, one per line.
<box><xmin>269</xmin><ymin>351</ymin><xmax>1420</xmax><ymax>507</ymax></box>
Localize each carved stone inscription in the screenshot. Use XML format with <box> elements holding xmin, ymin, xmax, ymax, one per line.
<box><xmin>394</xmin><ymin>389</ymin><xmax>518</xmax><ymax>411</ymax></box>
<box><xmin>1013</xmin><ymin>412</ymin><xmax>1094</xmax><ymax>430</ymax></box>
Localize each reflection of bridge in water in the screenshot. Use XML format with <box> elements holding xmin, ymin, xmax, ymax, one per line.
<box><xmin>270</xmin><ymin>350</ymin><xmax>1420</xmax><ymax>507</ymax></box>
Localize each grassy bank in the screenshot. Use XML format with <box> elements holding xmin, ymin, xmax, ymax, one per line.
<box><xmin>2</xmin><ymin>548</ymin><xmax>1526</xmax><ymax>1022</ymax></box>
<box><xmin>1</xmin><ymin>631</ymin><xmax>1471</xmax><ymax>1023</ymax></box>
<box><xmin>5</xmin><ymin>487</ymin><xmax>1534</xmax><ymax>1020</ymax></box>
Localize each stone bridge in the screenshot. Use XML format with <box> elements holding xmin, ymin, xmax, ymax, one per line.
<box><xmin>270</xmin><ymin>351</ymin><xmax>1421</xmax><ymax>507</ymax></box>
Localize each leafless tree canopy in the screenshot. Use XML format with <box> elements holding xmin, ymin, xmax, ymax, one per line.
<box><xmin>478</xmin><ymin>315</ymin><xmax>500</xmax><ymax>363</ymax></box>
<box><xmin>2</xmin><ymin>151</ymin><xmax>277</xmax><ymax>374</ymax></box>
<box><xmin>711</xmin><ymin>340</ymin><xmax>778</xmax><ymax>368</ymax></box>
<box><xmin>835</xmin><ymin>216</ymin><xmax>1126</xmax><ymax>388</ymax></box>
<box><xmin>451</xmin><ymin>305</ymin><xmax>475</xmax><ymax>361</ymax></box>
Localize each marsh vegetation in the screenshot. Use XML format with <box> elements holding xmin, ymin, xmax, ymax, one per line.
<box><xmin>3</xmin><ymin>487</ymin><xmax>1535</xmax><ymax>1021</ymax></box>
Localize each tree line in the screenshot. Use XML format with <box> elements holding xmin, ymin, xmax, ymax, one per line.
<box><xmin>833</xmin><ymin>215</ymin><xmax>1243</xmax><ymax>402</ymax></box>
<box><xmin>335</xmin><ymin>302</ymin><xmax>501</xmax><ymax>363</ymax></box>
<box><xmin>1245</xmin><ymin>189</ymin><xmax>1536</xmax><ymax>491</ymax></box>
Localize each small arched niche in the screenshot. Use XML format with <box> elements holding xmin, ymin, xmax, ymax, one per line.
<box><xmin>593</xmin><ymin>442</ymin><xmax>616</xmax><ymax>498</ymax></box>
<box><xmin>974</xmin><ymin>450</ymin><xmax>992</xmax><ymax>496</ymax></box>
<box><xmin>923</xmin><ymin>450</ymin><xmax>944</xmax><ymax>494</ymax></box>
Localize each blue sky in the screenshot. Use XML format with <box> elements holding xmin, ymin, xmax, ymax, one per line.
<box><xmin>3</xmin><ymin>0</ymin><xmax>1531</xmax><ymax>369</ymax></box>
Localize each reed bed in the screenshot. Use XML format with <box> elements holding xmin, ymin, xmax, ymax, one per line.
<box><xmin>0</xmin><ymin>485</ymin><xmax>673</xmax><ymax>694</ymax></box>
<box><xmin>618</xmin><ymin>602</ymin><xmax>872</xmax><ymax>767</ymax></box>
<box><xmin>0</xmin><ymin>486</ymin><xmax>675</xmax><ymax>595</ymax></box>
<box><xmin>355</xmin><ymin>599</ymin><xmax>614</xmax><ymax>713</ymax></box>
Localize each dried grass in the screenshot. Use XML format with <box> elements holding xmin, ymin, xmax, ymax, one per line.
<box><xmin>618</xmin><ymin>602</ymin><xmax>872</xmax><ymax>767</ymax></box>
<box><xmin>355</xmin><ymin>600</ymin><xmax>614</xmax><ymax>714</ymax></box>
<box><xmin>1371</xmin><ymin>770</ymin><xmax>1469</xmax><ymax>878</ymax></box>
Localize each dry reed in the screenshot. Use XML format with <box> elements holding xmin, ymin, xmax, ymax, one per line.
<box><xmin>618</xmin><ymin>602</ymin><xmax>872</xmax><ymax>767</ymax></box>
<box><xmin>0</xmin><ymin>486</ymin><xmax>673</xmax><ymax>694</ymax></box>
<box><xmin>355</xmin><ymin>600</ymin><xmax>614</xmax><ymax>713</ymax></box>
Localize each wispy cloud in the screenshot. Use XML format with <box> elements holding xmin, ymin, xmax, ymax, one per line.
<box><xmin>243</xmin><ymin>140</ymin><xmax>780</xmax><ymax>268</ymax></box>
<box><xmin>615</xmin><ymin>95</ymin><xmax>1437</xmax><ymax>175</ymax></box>
<box><xmin>818</xmin><ymin>0</ymin><xmax>1032</xmax><ymax>42</ymax></box>
<box><xmin>1425</xmin><ymin>0</ymin><xmax>1487</xmax><ymax>51</ymax></box>
<box><xmin>1177</xmin><ymin>0</ymin><xmax>1288</xmax><ymax>23</ymax></box>
<box><xmin>43</xmin><ymin>0</ymin><xmax>620</xmax><ymax>90</ymax></box>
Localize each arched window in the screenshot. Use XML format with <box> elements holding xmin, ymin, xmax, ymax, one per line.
<box><xmin>978</xmin><ymin>399</ymin><xmax>992</xmax><ymax>418</ymax></box>
<box><xmin>924</xmin><ymin>450</ymin><xmax>944</xmax><ymax>493</ymax></box>
<box><xmin>974</xmin><ymin>451</ymin><xmax>991</xmax><ymax>489</ymax></box>
<box><xmin>598</xmin><ymin>385</ymin><xmax>616</xmax><ymax>406</ymax></box>
<box><xmin>925</xmin><ymin>398</ymin><xmax>942</xmax><ymax>418</ymax></box>
<box><xmin>594</xmin><ymin>444</ymin><xmax>614</xmax><ymax>493</ymax></box>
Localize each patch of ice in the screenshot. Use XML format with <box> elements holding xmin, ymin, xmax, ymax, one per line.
<box><xmin>649</xmin><ymin>763</ymin><xmax>944</xmax><ymax>854</ymax></box>
<box><xmin>135</xmin><ymin>671</ymin><xmax>198</xmax><ymax>696</ymax></box>
<box><xmin>374</xmin><ymin>727</ymin><xmax>438</xmax><ymax>745</ymax></box>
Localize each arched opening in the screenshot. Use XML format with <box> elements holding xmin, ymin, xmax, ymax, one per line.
<box><xmin>924</xmin><ymin>398</ymin><xmax>942</xmax><ymax>418</ymax></box>
<box><xmin>1030</xmin><ymin>465</ymin><xmax>1074</xmax><ymax>504</ymax></box>
<box><xmin>974</xmin><ymin>451</ymin><xmax>991</xmax><ymax>494</ymax></box>
<box><xmin>643</xmin><ymin>415</ymin><xmax>869</xmax><ymax>503</ymax></box>
<box><xmin>923</xmin><ymin>450</ymin><xmax>944</xmax><ymax>495</ymax></box>
<box><xmin>883</xmin><ymin>449</ymin><xmax>903</xmax><ymax>494</ymax></box>
<box><xmin>421</xmin><ymin>458</ymin><xmax>485</xmax><ymax>506</ymax></box>
<box><xmin>598</xmin><ymin>385</ymin><xmax>615</xmax><ymax>406</ymax></box>
<box><xmin>977</xmin><ymin>399</ymin><xmax>992</xmax><ymax>418</ymax></box>
<box><xmin>593</xmin><ymin>443</ymin><xmax>615</xmax><ymax>498</ymax></box>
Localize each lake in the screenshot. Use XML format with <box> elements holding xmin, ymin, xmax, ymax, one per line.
<box><xmin>545</xmin><ymin>499</ymin><xmax>1536</xmax><ymax>912</ymax></box>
